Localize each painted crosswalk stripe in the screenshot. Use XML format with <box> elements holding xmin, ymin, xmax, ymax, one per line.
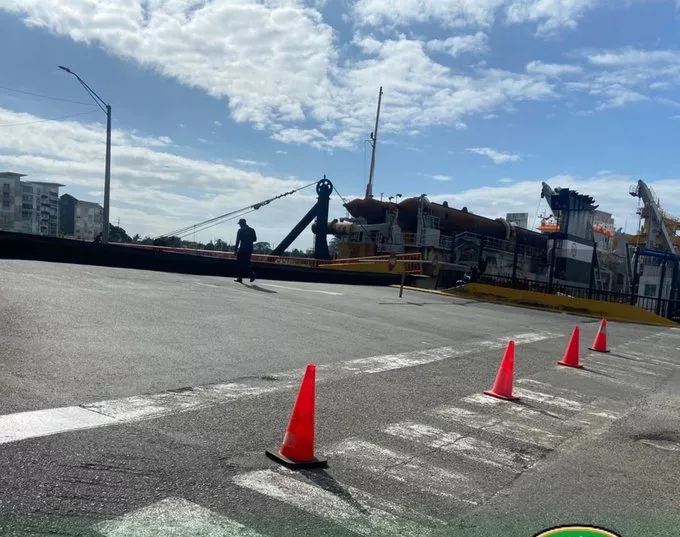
<box><xmin>512</xmin><ymin>388</ymin><xmax>584</xmax><ymax>412</ymax></box>
<box><xmin>430</xmin><ymin>406</ymin><xmax>562</xmax><ymax>449</ymax></box>
<box><xmin>233</xmin><ymin>469</ymin><xmax>443</xmax><ymax>537</ymax></box>
<box><xmin>463</xmin><ymin>393</ymin><xmax>570</xmax><ymax>423</ymax></box>
<box><xmin>333</xmin><ymin>331</ymin><xmax>556</xmax><ymax>375</ymax></box>
<box><xmin>462</xmin><ymin>389</ymin><xmax>622</xmax><ymax>433</ymax></box>
<box><xmin>0</xmin><ymin>406</ymin><xmax>117</xmax><ymax>444</ymax></box>
<box><xmin>382</xmin><ymin>421</ymin><xmax>535</xmax><ymax>471</ymax></box>
<box><xmin>95</xmin><ymin>497</ymin><xmax>265</xmax><ymax>537</ymax></box>
<box><xmin>0</xmin><ymin>330</ymin><xmax>560</xmax><ymax>446</ymax></box>
<box><xmin>515</xmin><ymin>379</ymin><xmax>591</xmax><ymax>402</ymax></box>
<box><xmin>588</xmin><ymin>358</ymin><xmax>663</xmax><ymax>377</ymax></box>
<box><xmin>330</xmin><ymin>438</ymin><xmax>481</xmax><ymax>505</ymax></box>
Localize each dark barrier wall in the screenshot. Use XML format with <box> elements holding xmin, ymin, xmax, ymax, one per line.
<box><xmin>0</xmin><ymin>231</ymin><xmax>414</xmax><ymax>287</ymax></box>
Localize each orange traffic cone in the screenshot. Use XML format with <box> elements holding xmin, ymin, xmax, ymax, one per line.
<box><xmin>266</xmin><ymin>364</ymin><xmax>328</xmax><ymax>469</ymax></box>
<box><xmin>589</xmin><ymin>318</ymin><xmax>610</xmax><ymax>353</ymax></box>
<box><xmin>484</xmin><ymin>341</ymin><xmax>520</xmax><ymax>401</ymax></box>
<box><xmin>558</xmin><ymin>326</ymin><xmax>583</xmax><ymax>369</ymax></box>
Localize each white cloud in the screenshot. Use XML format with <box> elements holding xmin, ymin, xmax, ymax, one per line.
<box><xmin>234</xmin><ymin>159</ymin><xmax>267</xmax><ymax>167</ymax></box>
<box><xmin>586</xmin><ymin>48</ymin><xmax>680</xmax><ymax>67</ymax></box>
<box><xmin>526</xmin><ymin>60</ymin><xmax>582</xmax><ymax>77</ymax></box>
<box><xmin>499</xmin><ymin>177</ymin><xmax>515</xmax><ymax>183</ymax></box>
<box><xmin>3</xmin><ymin>0</ymin><xmax>337</xmax><ymax>136</ymax></box>
<box><xmin>671</xmin><ymin>115</ymin><xmax>680</xmax><ymax>120</ymax></box>
<box><xmin>505</xmin><ymin>0</ymin><xmax>600</xmax><ymax>35</ymax></box>
<box><xmin>562</xmin><ymin>47</ymin><xmax>680</xmax><ymax>111</ymax></box>
<box><xmin>426</xmin><ymin>32</ymin><xmax>488</xmax><ymax>57</ymax></box>
<box><xmin>275</xmin><ymin>150</ymin><xmax>288</xmax><ymax>154</ymax></box>
<box><xmin>467</xmin><ymin>147</ymin><xmax>521</xmax><ymax>164</ymax></box>
<box><xmin>197</xmin><ymin>138</ymin><xmax>208</xmax><ymax>144</ymax></box>
<box><xmin>429</xmin><ymin>174</ymin><xmax>452</xmax><ymax>181</ymax></box>
<box><xmin>214</xmin><ymin>120</ymin><xmax>222</xmax><ymax>127</ymax></box>
<box><xmin>353</xmin><ymin>0</ymin><xmax>505</xmax><ymax>28</ymax></box>
<box><xmin>354</xmin><ymin>0</ymin><xmax>607</xmax><ymax>35</ymax></box>
<box><xmin>0</xmin><ymin>106</ymin><xmax>327</xmax><ymax>247</ymax></box>
<box><xmin>2</xmin><ymin>2</ymin><xmax>560</xmax><ymax>150</ymax></box>
<box><xmin>428</xmin><ymin>174</ymin><xmax>680</xmax><ymax>235</ymax></box>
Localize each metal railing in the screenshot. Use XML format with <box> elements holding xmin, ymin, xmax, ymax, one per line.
<box><xmin>321</xmin><ymin>253</ymin><xmax>424</xmax><ymax>274</ymax></box>
<box><xmin>114</xmin><ymin>243</ymin><xmax>424</xmax><ymax>272</ymax></box>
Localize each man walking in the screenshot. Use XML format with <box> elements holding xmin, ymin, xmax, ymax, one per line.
<box><xmin>234</xmin><ymin>218</ymin><xmax>256</xmax><ymax>283</ymax></box>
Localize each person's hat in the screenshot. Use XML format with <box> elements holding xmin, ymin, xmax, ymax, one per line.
<box><xmin>238</xmin><ymin>218</ymin><xmax>246</xmax><ymax>225</ymax></box>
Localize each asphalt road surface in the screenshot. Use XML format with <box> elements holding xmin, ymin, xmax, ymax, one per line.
<box><xmin>1</xmin><ymin>260</ymin><xmax>679</xmax><ymax>537</ymax></box>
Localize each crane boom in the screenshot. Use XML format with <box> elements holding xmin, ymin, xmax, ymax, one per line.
<box><xmin>630</xmin><ymin>179</ymin><xmax>677</xmax><ymax>254</ymax></box>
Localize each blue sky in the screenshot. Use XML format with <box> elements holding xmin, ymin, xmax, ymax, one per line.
<box><xmin>1</xmin><ymin>0</ymin><xmax>679</xmax><ymax>247</ymax></box>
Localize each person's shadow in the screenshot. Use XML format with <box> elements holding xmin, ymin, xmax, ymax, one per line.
<box><xmin>241</xmin><ymin>283</ymin><xmax>277</xmax><ymax>294</ymax></box>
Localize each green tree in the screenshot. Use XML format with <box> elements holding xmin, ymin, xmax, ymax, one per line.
<box><xmin>253</xmin><ymin>241</ymin><xmax>272</xmax><ymax>254</ymax></box>
<box><xmin>152</xmin><ymin>235</ymin><xmax>182</xmax><ymax>247</ymax></box>
<box><xmin>108</xmin><ymin>223</ymin><xmax>132</xmax><ymax>243</ymax></box>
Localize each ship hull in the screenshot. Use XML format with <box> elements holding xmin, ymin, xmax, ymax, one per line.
<box><xmin>0</xmin><ymin>231</ymin><xmax>415</xmax><ymax>286</ymax></box>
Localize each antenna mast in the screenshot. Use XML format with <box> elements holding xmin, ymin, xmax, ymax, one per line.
<box><xmin>365</xmin><ymin>86</ymin><xmax>383</xmax><ymax>199</ymax></box>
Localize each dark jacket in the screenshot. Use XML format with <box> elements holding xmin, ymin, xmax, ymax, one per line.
<box><xmin>236</xmin><ymin>226</ymin><xmax>257</xmax><ymax>252</ymax></box>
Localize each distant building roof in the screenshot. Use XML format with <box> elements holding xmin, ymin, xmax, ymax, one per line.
<box><xmin>23</xmin><ymin>181</ymin><xmax>65</xmax><ymax>187</ymax></box>
<box><xmin>0</xmin><ymin>171</ymin><xmax>27</xmax><ymax>179</ymax></box>
<box><xmin>77</xmin><ymin>200</ymin><xmax>103</xmax><ymax>209</ymax></box>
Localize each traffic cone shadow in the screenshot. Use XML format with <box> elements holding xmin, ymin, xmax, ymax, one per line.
<box><xmin>589</xmin><ymin>318</ymin><xmax>611</xmax><ymax>353</ymax></box>
<box><xmin>266</xmin><ymin>364</ymin><xmax>328</xmax><ymax>469</ymax></box>
<box><xmin>558</xmin><ymin>326</ymin><xmax>583</xmax><ymax>369</ymax></box>
<box><xmin>484</xmin><ymin>340</ymin><xmax>520</xmax><ymax>401</ymax></box>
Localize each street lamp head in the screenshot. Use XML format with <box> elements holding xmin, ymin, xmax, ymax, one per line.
<box><xmin>58</xmin><ymin>65</ymin><xmax>72</xmax><ymax>74</ymax></box>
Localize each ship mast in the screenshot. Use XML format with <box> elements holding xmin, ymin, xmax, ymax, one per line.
<box><xmin>365</xmin><ymin>86</ymin><xmax>383</xmax><ymax>199</ymax></box>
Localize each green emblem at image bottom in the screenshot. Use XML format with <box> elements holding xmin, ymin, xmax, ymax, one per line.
<box><xmin>535</xmin><ymin>526</ymin><xmax>621</xmax><ymax>537</ymax></box>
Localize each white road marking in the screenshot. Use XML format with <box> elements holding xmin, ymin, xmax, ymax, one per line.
<box><xmin>588</xmin><ymin>358</ymin><xmax>663</xmax><ymax>377</ymax></box>
<box><xmin>260</xmin><ymin>283</ymin><xmax>344</xmax><ymax>295</ymax></box>
<box><xmin>513</xmin><ymin>388</ymin><xmax>584</xmax><ymax>412</ymax></box>
<box><xmin>383</xmin><ymin>421</ymin><xmax>535</xmax><ymax>471</ymax></box>
<box><xmin>639</xmin><ymin>439</ymin><xmax>680</xmax><ymax>452</ymax></box>
<box><xmin>464</xmin><ymin>387</ymin><xmax>614</xmax><ymax>431</ymax></box>
<box><xmin>95</xmin><ymin>497</ymin><xmax>264</xmax><ymax>537</ymax></box>
<box><xmin>430</xmin><ymin>406</ymin><xmax>562</xmax><ymax>449</ymax></box>
<box><xmin>0</xmin><ymin>330</ymin><xmax>559</xmax><ymax>444</ymax></box>
<box><xmin>333</xmin><ymin>332</ymin><xmax>556</xmax><ymax>375</ymax></box>
<box><xmin>330</xmin><ymin>438</ymin><xmax>481</xmax><ymax>505</ymax></box>
<box><xmin>515</xmin><ymin>379</ymin><xmax>591</xmax><ymax>402</ymax></box>
<box><xmin>84</xmin><ymin>383</ymin><xmax>286</xmax><ymax>422</ymax></box>
<box><xmin>233</xmin><ymin>469</ymin><xmax>443</xmax><ymax>537</ymax></box>
<box><xmin>0</xmin><ymin>406</ymin><xmax>117</xmax><ymax>445</ymax></box>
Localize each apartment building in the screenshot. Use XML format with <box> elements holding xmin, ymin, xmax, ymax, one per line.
<box><xmin>59</xmin><ymin>193</ymin><xmax>103</xmax><ymax>241</ymax></box>
<box><xmin>0</xmin><ymin>172</ymin><xmax>62</xmax><ymax>236</ymax></box>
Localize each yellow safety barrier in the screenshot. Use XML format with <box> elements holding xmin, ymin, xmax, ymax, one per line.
<box><xmin>446</xmin><ymin>283</ymin><xmax>677</xmax><ymax>327</ymax></box>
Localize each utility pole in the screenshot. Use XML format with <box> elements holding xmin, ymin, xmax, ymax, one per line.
<box><xmin>365</xmin><ymin>86</ymin><xmax>383</xmax><ymax>200</ymax></box>
<box><xmin>59</xmin><ymin>65</ymin><xmax>112</xmax><ymax>243</ymax></box>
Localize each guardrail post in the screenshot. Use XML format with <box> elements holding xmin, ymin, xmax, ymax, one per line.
<box><xmin>548</xmin><ymin>236</ymin><xmax>557</xmax><ymax>294</ymax></box>
<box><xmin>588</xmin><ymin>242</ymin><xmax>598</xmax><ymax>300</ymax></box>
<box><xmin>399</xmin><ymin>270</ymin><xmax>406</xmax><ymax>298</ymax></box>
<box><xmin>656</xmin><ymin>259</ymin><xmax>667</xmax><ymax>316</ymax></box>
<box><xmin>511</xmin><ymin>239</ymin><xmax>520</xmax><ymax>285</ymax></box>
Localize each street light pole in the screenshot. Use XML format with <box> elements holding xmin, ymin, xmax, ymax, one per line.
<box><xmin>104</xmin><ymin>104</ymin><xmax>111</xmax><ymax>244</ymax></box>
<box><xmin>59</xmin><ymin>65</ymin><xmax>111</xmax><ymax>243</ymax></box>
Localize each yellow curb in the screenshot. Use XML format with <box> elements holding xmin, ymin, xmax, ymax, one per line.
<box><xmin>446</xmin><ymin>283</ymin><xmax>677</xmax><ymax>327</ymax></box>
<box><xmin>388</xmin><ymin>285</ymin><xmax>454</xmax><ymax>298</ymax></box>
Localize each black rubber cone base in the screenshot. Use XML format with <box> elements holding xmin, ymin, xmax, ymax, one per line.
<box><xmin>589</xmin><ymin>347</ymin><xmax>611</xmax><ymax>353</ymax></box>
<box><xmin>265</xmin><ymin>449</ymin><xmax>328</xmax><ymax>469</ymax></box>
